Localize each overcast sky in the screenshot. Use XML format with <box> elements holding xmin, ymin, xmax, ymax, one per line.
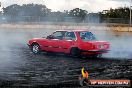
<box><xmin>0</xmin><ymin>0</ymin><xmax>131</xmax><ymax>12</ymax></box>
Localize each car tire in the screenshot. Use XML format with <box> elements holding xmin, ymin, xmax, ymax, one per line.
<box><xmin>92</xmin><ymin>54</ymin><xmax>102</xmax><ymax>58</ymax></box>
<box><xmin>31</xmin><ymin>44</ymin><xmax>41</xmax><ymax>54</ymax></box>
<box><xmin>70</xmin><ymin>47</ymin><xmax>81</xmax><ymax>57</ymax></box>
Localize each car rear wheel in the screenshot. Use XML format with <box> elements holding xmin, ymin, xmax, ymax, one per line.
<box><xmin>92</xmin><ymin>54</ymin><xmax>102</xmax><ymax>58</ymax></box>
<box><xmin>32</xmin><ymin>44</ymin><xmax>40</xmax><ymax>54</ymax></box>
<box><xmin>70</xmin><ymin>47</ymin><xmax>81</xmax><ymax>57</ymax></box>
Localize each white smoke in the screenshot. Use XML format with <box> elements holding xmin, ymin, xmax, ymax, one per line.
<box><xmin>91</xmin><ymin>26</ymin><xmax>132</xmax><ymax>59</ymax></box>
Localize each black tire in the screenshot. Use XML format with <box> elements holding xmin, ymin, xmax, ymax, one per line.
<box><xmin>92</xmin><ymin>54</ymin><xmax>102</xmax><ymax>58</ymax></box>
<box><xmin>98</xmin><ymin>54</ymin><xmax>102</xmax><ymax>58</ymax></box>
<box><xmin>70</xmin><ymin>47</ymin><xmax>81</xmax><ymax>57</ymax></box>
<box><xmin>31</xmin><ymin>43</ymin><xmax>41</xmax><ymax>54</ymax></box>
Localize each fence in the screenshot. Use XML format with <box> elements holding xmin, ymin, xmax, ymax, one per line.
<box><xmin>101</xmin><ymin>18</ymin><xmax>130</xmax><ymax>24</ymax></box>
<box><xmin>0</xmin><ymin>15</ymin><xmax>130</xmax><ymax>24</ymax></box>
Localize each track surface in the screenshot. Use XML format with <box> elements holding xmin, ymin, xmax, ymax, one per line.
<box><xmin>0</xmin><ymin>28</ymin><xmax>132</xmax><ymax>87</ymax></box>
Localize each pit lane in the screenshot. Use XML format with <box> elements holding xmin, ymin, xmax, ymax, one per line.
<box><xmin>0</xmin><ymin>28</ymin><xmax>132</xmax><ymax>87</ymax></box>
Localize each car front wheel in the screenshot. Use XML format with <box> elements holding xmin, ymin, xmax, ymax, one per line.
<box><xmin>32</xmin><ymin>44</ymin><xmax>40</xmax><ymax>54</ymax></box>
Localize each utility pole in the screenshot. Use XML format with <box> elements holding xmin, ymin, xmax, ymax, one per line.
<box><xmin>130</xmin><ymin>0</ymin><xmax>132</xmax><ymax>26</ymax></box>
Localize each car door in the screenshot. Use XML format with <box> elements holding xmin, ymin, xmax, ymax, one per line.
<box><xmin>59</xmin><ymin>32</ymin><xmax>76</xmax><ymax>53</ymax></box>
<box><xmin>45</xmin><ymin>31</ymin><xmax>65</xmax><ymax>52</ymax></box>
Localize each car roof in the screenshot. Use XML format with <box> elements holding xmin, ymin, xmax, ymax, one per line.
<box><xmin>56</xmin><ymin>29</ymin><xmax>90</xmax><ymax>32</ymax></box>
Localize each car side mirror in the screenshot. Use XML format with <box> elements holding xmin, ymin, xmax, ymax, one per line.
<box><xmin>46</xmin><ymin>35</ymin><xmax>54</xmax><ymax>39</ymax></box>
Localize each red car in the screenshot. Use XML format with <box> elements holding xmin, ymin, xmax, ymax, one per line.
<box><xmin>28</xmin><ymin>30</ymin><xmax>110</xmax><ymax>57</ymax></box>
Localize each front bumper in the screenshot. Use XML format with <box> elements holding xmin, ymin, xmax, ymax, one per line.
<box><xmin>27</xmin><ymin>44</ymin><xmax>30</xmax><ymax>47</ymax></box>
<box><xmin>27</xmin><ymin>44</ymin><xmax>32</xmax><ymax>49</ymax></box>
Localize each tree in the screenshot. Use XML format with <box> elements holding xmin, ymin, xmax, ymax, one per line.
<box><xmin>69</xmin><ymin>8</ymin><xmax>88</xmax><ymax>21</ymax></box>
<box><xmin>3</xmin><ymin>4</ymin><xmax>51</xmax><ymax>16</ymax></box>
<box><xmin>99</xmin><ymin>7</ymin><xmax>130</xmax><ymax>19</ymax></box>
<box><xmin>3</xmin><ymin>4</ymin><xmax>21</xmax><ymax>16</ymax></box>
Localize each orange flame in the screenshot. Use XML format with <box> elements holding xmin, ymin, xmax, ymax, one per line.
<box><xmin>81</xmin><ymin>67</ymin><xmax>89</xmax><ymax>78</ymax></box>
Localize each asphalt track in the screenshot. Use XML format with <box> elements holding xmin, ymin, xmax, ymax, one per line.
<box><xmin>0</xmin><ymin>28</ymin><xmax>132</xmax><ymax>87</ymax></box>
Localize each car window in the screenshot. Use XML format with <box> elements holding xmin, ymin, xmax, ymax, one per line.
<box><xmin>52</xmin><ymin>31</ymin><xmax>65</xmax><ymax>40</ymax></box>
<box><xmin>65</xmin><ymin>32</ymin><xmax>76</xmax><ymax>40</ymax></box>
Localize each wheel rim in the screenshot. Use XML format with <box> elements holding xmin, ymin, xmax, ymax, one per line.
<box><xmin>32</xmin><ymin>45</ymin><xmax>39</xmax><ymax>53</ymax></box>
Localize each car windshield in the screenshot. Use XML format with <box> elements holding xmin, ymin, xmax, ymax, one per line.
<box><xmin>79</xmin><ymin>32</ymin><xmax>97</xmax><ymax>41</ymax></box>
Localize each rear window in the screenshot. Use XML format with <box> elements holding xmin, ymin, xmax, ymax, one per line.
<box><xmin>79</xmin><ymin>32</ymin><xmax>96</xmax><ymax>41</ymax></box>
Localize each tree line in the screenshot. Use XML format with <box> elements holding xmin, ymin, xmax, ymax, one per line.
<box><xmin>1</xmin><ymin>4</ymin><xmax>88</xmax><ymax>20</ymax></box>
<box><xmin>0</xmin><ymin>4</ymin><xmax>131</xmax><ymax>22</ymax></box>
